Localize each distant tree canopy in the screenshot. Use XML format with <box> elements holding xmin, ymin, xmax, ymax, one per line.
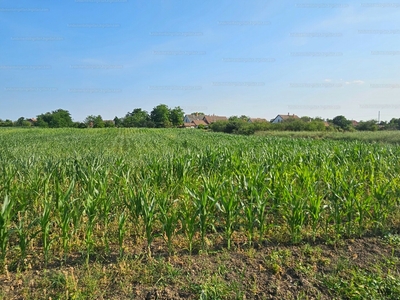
<box><xmin>356</xmin><ymin>120</ymin><xmax>378</xmax><ymax>131</ymax></box>
<box><xmin>209</xmin><ymin>117</ymin><xmax>327</xmax><ymax>135</ymax></box>
<box><xmin>386</xmin><ymin>118</ymin><xmax>400</xmax><ymax>130</ymax></box>
<box><xmin>15</xmin><ymin>117</ymin><xmax>31</xmax><ymax>127</ymax></box>
<box><xmin>169</xmin><ymin>106</ymin><xmax>184</xmax><ymax>127</ymax></box>
<box><xmin>123</xmin><ymin>108</ymin><xmax>152</xmax><ymax>128</ymax></box>
<box><xmin>36</xmin><ymin>109</ymin><xmax>73</xmax><ymax>128</ymax></box>
<box><xmin>85</xmin><ymin>115</ymin><xmax>105</xmax><ymax>128</ymax></box>
<box><xmin>0</xmin><ymin>119</ymin><xmax>13</xmax><ymax>127</ymax></box>
<box><xmin>150</xmin><ymin>104</ymin><xmax>171</xmax><ymax>128</ymax></box>
<box><xmin>3</xmin><ymin>107</ymin><xmax>399</xmax><ymax>133</ymax></box>
<box><xmin>332</xmin><ymin>115</ymin><xmax>352</xmax><ymax>131</ymax></box>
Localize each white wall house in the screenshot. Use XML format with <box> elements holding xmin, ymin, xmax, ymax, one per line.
<box><xmin>271</xmin><ymin>114</ymin><xmax>299</xmax><ymax>123</ymax></box>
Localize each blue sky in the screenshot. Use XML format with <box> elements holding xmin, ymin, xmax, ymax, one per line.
<box><xmin>1</xmin><ymin>0</ymin><xmax>400</xmax><ymax>122</ymax></box>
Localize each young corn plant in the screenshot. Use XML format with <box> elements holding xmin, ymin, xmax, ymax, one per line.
<box><xmin>159</xmin><ymin>195</ymin><xmax>179</xmax><ymax>255</ymax></box>
<box><xmin>118</xmin><ymin>212</ymin><xmax>127</xmax><ymax>258</ymax></box>
<box><xmin>188</xmin><ymin>185</ymin><xmax>215</xmax><ymax>252</ymax></box>
<box><xmin>180</xmin><ymin>197</ymin><xmax>197</xmax><ymax>255</ymax></box>
<box><xmin>40</xmin><ymin>199</ymin><xmax>52</xmax><ymax>267</ymax></box>
<box><xmin>0</xmin><ymin>195</ymin><xmax>14</xmax><ymax>266</ymax></box>
<box><xmin>83</xmin><ymin>194</ymin><xmax>97</xmax><ymax>266</ymax></box>
<box><xmin>242</xmin><ymin>195</ymin><xmax>257</xmax><ymax>246</ymax></box>
<box><xmin>306</xmin><ymin>185</ymin><xmax>325</xmax><ymax>242</ymax></box>
<box><xmin>138</xmin><ymin>187</ymin><xmax>157</xmax><ymax>258</ymax></box>
<box><xmin>216</xmin><ymin>180</ymin><xmax>239</xmax><ymax>250</ymax></box>
<box><xmin>15</xmin><ymin>211</ymin><xmax>39</xmax><ymax>260</ymax></box>
<box><xmin>371</xmin><ymin>181</ymin><xmax>393</xmax><ymax>234</ymax></box>
<box><xmin>97</xmin><ymin>169</ymin><xmax>112</xmax><ymax>253</ymax></box>
<box><xmin>57</xmin><ymin>180</ymin><xmax>75</xmax><ymax>261</ymax></box>
<box><xmin>282</xmin><ymin>183</ymin><xmax>306</xmax><ymax>244</ymax></box>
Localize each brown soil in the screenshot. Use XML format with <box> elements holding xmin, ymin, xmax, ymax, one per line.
<box><xmin>1</xmin><ymin>236</ymin><xmax>400</xmax><ymax>299</ymax></box>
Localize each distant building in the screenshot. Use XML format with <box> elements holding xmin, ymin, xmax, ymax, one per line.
<box><xmin>184</xmin><ymin>113</ymin><xmax>205</xmax><ymax>123</ymax></box>
<box><xmin>351</xmin><ymin>120</ymin><xmax>359</xmax><ymax>127</ymax></box>
<box><xmin>271</xmin><ymin>114</ymin><xmax>300</xmax><ymax>123</ymax></box>
<box><xmin>26</xmin><ymin>118</ymin><xmax>37</xmax><ymax>125</ymax></box>
<box><xmin>203</xmin><ymin>115</ymin><xmax>228</xmax><ymax>125</ymax></box>
<box><xmin>183</xmin><ymin>114</ymin><xmax>228</xmax><ymax>127</ymax></box>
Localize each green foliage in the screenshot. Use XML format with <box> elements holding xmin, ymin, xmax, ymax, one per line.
<box><xmin>150</xmin><ymin>104</ymin><xmax>172</xmax><ymax>128</ymax></box>
<box><xmin>36</xmin><ymin>109</ymin><xmax>73</xmax><ymax>128</ymax></box>
<box><xmin>333</xmin><ymin>115</ymin><xmax>352</xmax><ymax>131</ymax></box>
<box><xmin>0</xmin><ymin>128</ymin><xmax>400</xmax><ymax>267</ymax></box>
<box><xmin>85</xmin><ymin>115</ymin><xmax>105</xmax><ymax>128</ymax></box>
<box><xmin>357</xmin><ymin>120</ymin><xmax>378</xmax><ymax>131</ymax></box>
<box><xmin>169</xmin><ymin>106</ymin><xmax>184</xmax><ymax>127</ymax></box>
<box><xmin>123</xmin><ymin>108</ymin><xmax>151</xmax><ymax>127</ymax></box>
<box><xmin>0</xmin><ymin>119</ymin><xmax>13</xmax><ymax>127</ymax></box>
<box><xmin>322</xmin><ymin>267</ymin><xmax>400</xmax><ymax>299</ymax></box>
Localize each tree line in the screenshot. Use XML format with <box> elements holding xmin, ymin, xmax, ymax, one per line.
<box><xmin>1</xmin><ymin>105</ymin><xmax>400</xmax><ymax>133</ymax></box>
<box><xmin>0</xmin><ymin>104</ymin><xmax>184</xmax><ymax>129</ymax></box>
<box><xmin>209</xmin><ymin>115</ymin><xmax>400</xmax><ymax>135</ymax></box>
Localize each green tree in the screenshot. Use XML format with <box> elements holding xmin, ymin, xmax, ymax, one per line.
<box><xmin>357</xmin><ymin>120</ymin><xmax>378</xmax><ymax>131</ymax></box>
<box><xmin>386</xmin><ymin>118</ymin><xmax>400</xmax><ymax>130</ymax></box>
<box><xmin>113</xmin><ymin>116</ymin><xmax>122</xmax><ymax>127</ymax></box>
<box><xmin>104</xmin><ymin>120</ymin><xmax>115</xmax><ymax>128</ymax></box>
<box><xmin>169</xmin><ymin>106</ymin><xmax>184</xmax><ymax>127</ymax></box>
<box><xmin>332</xmin><ymin>115</ymin><xmax>352</xmax><ymax>131</ymax></box>
<box><xmin>85</xmin><ymin>115</ymin><xmax>105</xmax><ymax>128</ymax></box>
<box><xmin>15</xmin><ymin>117</ymin><xmax>26</xmax><ymax>127</ymax></box>
<box><xmin>123</xmin><ymin>108</ymin><xmax>150</xmax><ymax>127</ymax></box>
<box><xmin>150</xmin><ymin>104</ymin><xmax>171</xmax><ymax>128</ymax></box>
<box><xmin>301</xmin><ymin>116</ymin><xmax>312</xmax><ymax>122</ymax></box>
<box><xmin>0</xmin><ymin>119</ymin><xmax>12</xmax><ymax>127</ymax></box>
<box><xmin>37</xmin><ymin>109</ymin><xmax>73</xmax><ymax>128</ymax></box>
<box><xmin>209</xmin><ymin>120</ymin><xmax>228</xmax><ymax>132</ymax></box>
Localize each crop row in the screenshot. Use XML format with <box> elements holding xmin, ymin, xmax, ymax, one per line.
<box><xmin>1</xmin><ymin>128</ymin><xmax>400</xmax><ymax>267</ymax></box>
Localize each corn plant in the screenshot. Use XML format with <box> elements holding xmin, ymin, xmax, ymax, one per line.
<box><xmin>83</xmin><ymin>195</ymin><xmax>97</xmax><ymax>265</ymax></box>
<box><xmin>40</xmin><ymin>199</ymin><xmax>52</xmax><ymax>267</ymax></box>
<box><xmin>57</xmin><ymin>180</ymin><xmax>75</xmax><ymax>260</ymax></box>
<box><xmin>137</xmin><ymin>187</ymin><xmax>158</xmax><ymax>258</ymax></box>
<box><xmin>118</xmin><ymin>212</ymin><xmax>127</xmax><ymax>258</ymax></box>
<box><xmin>180</xmin><ymin>197</ymin><xmax>197</xmax><ymax>255</ymax></box>
<box><xmin>15</xmin><ymin>211</ymin><xmax>39</xmax><ymax>260</ymax></box>
<box><xmin>159</xmin><ymin>194</ymin><xmax>179</xmax><ymax>255</ymax></box>
<box><xmin>188</xmin><ymin>184</ymin><xmax>216</xmax><ymax>252</ymax></box>
<box><xmin>216</xmin><ymin>180</ymin><xmax>239</xmax><ymax>250</ymax></box>
<box><xmin>0</xmin><ymin>195</ymin><xmax>13</xmax><ymax>264</ymax></box>
<box><xmin>1</xmin><ymin>128</ymin><xmax>400</xmax><ymax>267</ymax></box>
<box><xmin>282</xmin><ymin>183</ymin><xmax>306</xmax><ymax>244</ymax></box>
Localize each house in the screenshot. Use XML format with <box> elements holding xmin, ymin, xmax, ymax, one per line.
<box><xmin>184</xmin><ymin>114</ymin><xmax>205</xmax><ymax>123</ymax></box>
<box><xmin>271</xmin><ymin>113</ymin><xmax>300</xmax><ymax>123</ymax></box>
<box><xmin>27</xmin><ymin>118</ymin><xmax>37</xmax><ymax>125</ymax></box>
<box><xmin>192</xmin><ymin>119</ymin><xmax>208</xmax><ymax>128</ymax></box>
<box><xmin>351</xmin><ymin>120</ymin><xmax>359</xmax><ymax>127</ymax></box>
<box><xmin>183</xmin><ymin>122</ymin><xmax>195</xmax><ymax>128</ymax></box>
<box><xmin>183</xmin><ymin>114</ymin><xmax>228</xmax><ymax>127</ymax></box>
<box><xmin>248</xmin><ymin>118</ymin><xmax>268</xmax><ymax>123</ymax></box>
<box><xmin>203</xmin><ymin>115</ymin><xmax>228</xmax><ymax>125</ymax></box>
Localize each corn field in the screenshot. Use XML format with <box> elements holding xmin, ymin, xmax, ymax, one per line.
<box><xmin>1</xmin><ymin>128</ymin><xmax>400</xmax><ymax>266</ymax></box>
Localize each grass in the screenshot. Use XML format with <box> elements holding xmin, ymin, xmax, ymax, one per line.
<box><xmin>255</xmin><ymin>130</ymin><xmax>400</xmax><ymax>144</ymax></box>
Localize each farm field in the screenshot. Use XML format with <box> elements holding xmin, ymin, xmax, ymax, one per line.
<box><xmin>255</xmin><ymin>130</ymin><xmax>400</xmax><ymax>144</ymax></box>
<box><xmin>1</xmin><ymin>128</ymin><xmax>400</xmax><ymax>299</ymax></box>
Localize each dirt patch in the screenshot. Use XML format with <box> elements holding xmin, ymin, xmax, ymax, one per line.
<box><xmin>1</xmin><ymin>236</ymin><xmax>400</xmax><ymax>299</ymax></box>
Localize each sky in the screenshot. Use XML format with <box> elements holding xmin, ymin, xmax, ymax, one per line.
<box><xmin>1</xmin><ymin>0</ymin><xmax>400</xmax><ymax>122</ymax></box>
